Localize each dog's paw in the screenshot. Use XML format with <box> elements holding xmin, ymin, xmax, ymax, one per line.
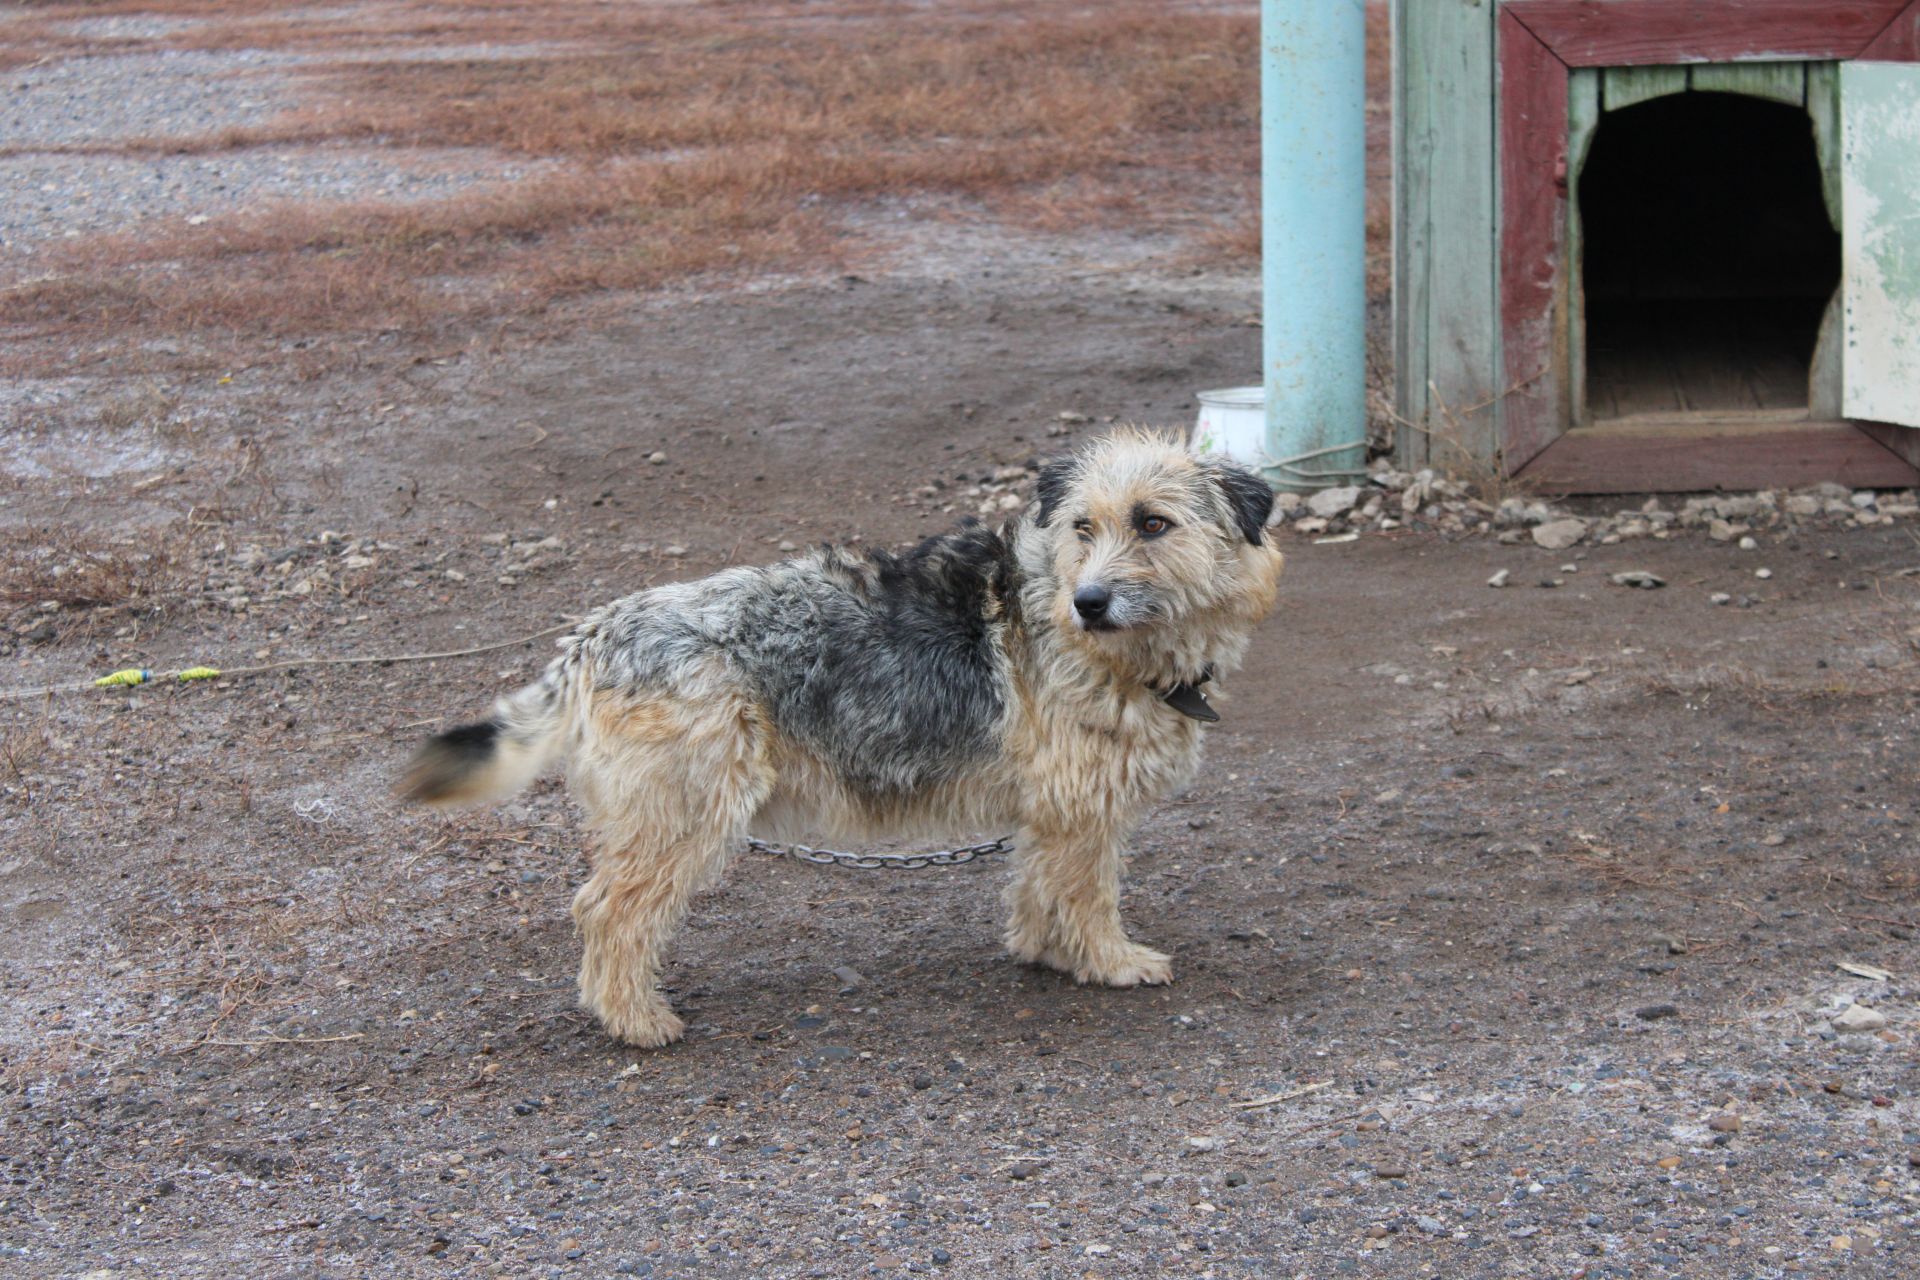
<box><xmin>1074</xmin><ymin>941</ymin><xmax>1173</xmax><ymax>988</ymax></box>
<box><xmin>1002</xmin><ymin>924</ymin><xmax>1052</xmax><ymax>968</ymax></box>
<box><xmin>599</xmin><ymin>999</ymin><xmax>686</xmax><ymax>1049</ymax></box>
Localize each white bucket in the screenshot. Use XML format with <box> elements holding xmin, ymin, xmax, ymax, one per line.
<box><xmin>1191</xmin><ymin>386</ymin><xmax>1266</xmax><ymax>468</ymax></box>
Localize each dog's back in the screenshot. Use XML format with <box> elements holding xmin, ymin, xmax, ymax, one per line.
<box><xmin>399</xmin><ymin>524</ymin><xmax>1019</xmax><ymax>810</ymax></box>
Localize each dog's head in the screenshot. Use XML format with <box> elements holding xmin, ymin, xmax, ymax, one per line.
<box><xmin>1023</xmin><ymin>431</ymin><xmax>1284</xmax><ymax>671</ymax></box>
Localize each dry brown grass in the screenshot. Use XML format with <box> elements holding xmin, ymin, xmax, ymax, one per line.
<box><xmin>2</xmin><ymin>1</ymin><xmax>1274</xmax><ymax>363</ymax></box>
<box><xmin>0</xmin><ymin>529</ymin><xmax>187</xmax><ymax>641</ymax></box>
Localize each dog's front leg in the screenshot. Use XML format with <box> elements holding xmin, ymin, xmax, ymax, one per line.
<box><xmin>1003</xmin><ymin>810</ymin><xmax>1171</xmax><ymax>988</ymax></box>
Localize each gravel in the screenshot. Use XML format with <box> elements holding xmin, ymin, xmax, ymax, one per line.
<box><xmin>0</xmin><ymin>49</ymin><xmax>303</xmax><ymax>149</ymax></box>
<box><xmin>0</xmin><ymin>146</ymin><xmax>552</xmax><ymax>252</ymax></box>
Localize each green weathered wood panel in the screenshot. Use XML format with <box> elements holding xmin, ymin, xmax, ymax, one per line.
<box><xmin>1393</xmin><ymin>0</ymin><xmax>1498</xmax><ymax>468</ymax></box>
<box><xmin>1841</xmin><ymin>61</ymin><xmax>1920</xmax><ymax>429</ymax></box>
<box><xmin>1806</xmin><ymin>63</ymin><xmax>1842</xmax><ymax>233</ymax></box>
<box><xmin>1390</xmin><ymin>0</ymin><xmax>1428</xmax><ymax>467</ymax></box>
<box><xmin>1689</xmin><ymin>62</ymin><xmax>1805</xmax><ymax>107</ymax></box>
<box><xmin>1806</xmin><ymin>63</ymin><xmax>1843</xmax><ymax>420</ymax></box>
<box><xmin>1602</xmin><ymin>65</ymin><xmax>1687</xmax><ymax>111</ymax></box>
<box><xmin>1566</xmin><ymin>69</ymin><xmax>1602</xmax><ymax>425</ymax></box>
<box><xmin>1810</xmin><ymin>293</ymin><xmax>1844</xmax><ymax>421</ymax></box>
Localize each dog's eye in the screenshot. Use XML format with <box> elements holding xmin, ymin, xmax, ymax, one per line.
<box><xmin>1072</xmin><ymin>519</ymin><xmax>1093</xmax><ymax>542</ymax></box>
<box><xmin>1138</xmin><ymin>515</ymin><xmax>1171</xmax><ymax>538</ymax></box>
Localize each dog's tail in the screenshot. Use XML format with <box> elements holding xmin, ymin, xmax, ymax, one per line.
<box><xmin>397</xmin><ymin>656</ymin><xmax>576</xmax><ymax>808</ymax></box>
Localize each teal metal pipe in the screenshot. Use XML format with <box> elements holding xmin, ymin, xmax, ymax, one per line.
<box><xmin>1261</xmin><ymin>0</ymin><xmax>1368</xmax><ymax>490</ymax></box>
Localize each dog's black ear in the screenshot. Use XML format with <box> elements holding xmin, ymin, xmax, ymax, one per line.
<box><xmin>1033</xmin><ymin>458</ymin><xmax>1074</xmax><ymax>528</ymax></box>
<box><xmin>1211</xmin><ymin>463</ymin><xmax>1275</xmax><ymax>546</ymax></box>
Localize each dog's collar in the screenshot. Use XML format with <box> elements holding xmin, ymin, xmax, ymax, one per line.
<box><xmin>1157</xmin><ymin>665</ymin><xmax>1218</xmax><ymax>723</ymax></box>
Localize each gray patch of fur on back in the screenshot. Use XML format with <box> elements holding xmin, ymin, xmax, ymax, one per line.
<box><xmin>575</xmin><ymin>527</ymin><xmax>1014</xmax><ymax>799</ymax></box>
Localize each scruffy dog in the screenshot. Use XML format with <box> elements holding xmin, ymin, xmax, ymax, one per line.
<box><xmin>400</xmin><ymin>431</ymin><xmax>1283</xmax><ymax>1047</ymax></box>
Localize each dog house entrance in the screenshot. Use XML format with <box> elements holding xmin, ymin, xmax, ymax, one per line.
<box><xmin>1578</xmin><ymin>90</ymin><xmax>1840</xmax><ymax>422</ymax></box>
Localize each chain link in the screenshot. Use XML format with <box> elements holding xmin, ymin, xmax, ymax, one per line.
<box><xmin>746</xmin><ymin>834</ymin><xmax>1014</xmax><ymax>870</ymax></box>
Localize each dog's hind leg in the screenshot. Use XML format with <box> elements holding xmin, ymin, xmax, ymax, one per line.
<box><xmin>1003</xmin><ymin>809</ymin><xmax>1171</xmax><ymax>989</ymax></box>
<box><xmin>570</xmin><ymin>678</ymin><xmax>773</xmax><ymax>1047</ymax></box>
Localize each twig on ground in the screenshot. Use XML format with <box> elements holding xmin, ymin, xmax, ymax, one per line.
<box><xmin>1232</xmin><ymin>1079</ymin><xmax>1333</xmax><ymax>1110</ymax></box>
<box><xmin>196</xmin><ymin>1033</ymin><xmax>366</xmax><ymax>1048</ymax></box>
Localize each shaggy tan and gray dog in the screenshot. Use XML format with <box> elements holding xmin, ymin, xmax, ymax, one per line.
<box><xmin>400</xmin><ymin>431</ymin><xmax>1283</xmax><ymax>1047</ymax></box>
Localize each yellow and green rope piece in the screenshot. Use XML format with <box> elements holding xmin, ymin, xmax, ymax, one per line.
<box><xmin>92</xmin><ymin>666</ymin><xmax>224</xmax><ymax>689</ymax></box>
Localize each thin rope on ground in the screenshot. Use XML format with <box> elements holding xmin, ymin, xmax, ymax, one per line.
<box><xmin>0</xmin><ymin>621</ymin><xmax>574</xmax><ymax>703</ymax></box>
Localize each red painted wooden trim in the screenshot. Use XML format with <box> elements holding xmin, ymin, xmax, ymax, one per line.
<box><xmin>1503</xmin><ymin>1</ymin><xmax>1907</xmax><ymax>66</ymax></box>
<box><xmin>1859</xmin><ymin>422</ymin><xmax>1920</xmax><ymax>472</ymax></box>
<box><xmin>1860</xmin><ymin>0</ymin><xmax>1920</xmax><ymax>58</ymax></box>
<box><xmin>1498</xmin><ymin>10</ymin><xmax>1568</xmax><ymax>473</ymax></box>
<box><xmin>1515</xmin><ymin>421</ymin><xmax>1920</xmax><ymax>494</ymax></box>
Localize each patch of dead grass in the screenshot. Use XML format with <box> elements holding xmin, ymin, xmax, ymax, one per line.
<box><xmin>3</xmin><ymin>2</ymin><xmax>1271</xmax><ymax>362</ymax></box>
<box><xmin>0</xmin><ymin>529</ymin><xmax>188</xmax><ymax>641</ymax></box>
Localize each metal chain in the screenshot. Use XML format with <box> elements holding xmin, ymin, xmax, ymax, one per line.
<box><xmin>746</xmin><ymin>834</ymin><xmax>1014</xmax><ymax>870</ymax></box>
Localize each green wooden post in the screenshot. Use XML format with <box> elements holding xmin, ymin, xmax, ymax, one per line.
<box><xmin>1392</xmin><ymin>0</ymin><xmax>1500</xmax><ymax>472</ymax></box>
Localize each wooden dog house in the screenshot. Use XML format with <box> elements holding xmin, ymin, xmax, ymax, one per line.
<box><xmin>1393</xmin><ymin>1</ymin><xmax>1920</xmax><ymax>492</ymax></box>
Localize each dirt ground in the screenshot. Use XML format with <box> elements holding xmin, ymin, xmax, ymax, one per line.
<box><xmin>4</xmin><ymin>6</ymin><xmax>1919</xmax><ymax>1280</ymax></box>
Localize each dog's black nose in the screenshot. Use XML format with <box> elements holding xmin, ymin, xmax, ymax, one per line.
<box><xmin>1073</xmin><ymin>584</ymin><xmax>1111</xmax><ymax>621</ymax></box>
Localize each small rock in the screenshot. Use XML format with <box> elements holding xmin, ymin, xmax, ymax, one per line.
<box><xmin>1610</xmin><ymin>570</ymin><xmax>1665</xmax><ymax>589</ymax></box>
<box><xmin>1755</xmin><ymin>567</ymin><xmax>1773</xmax><ymax>579</ymax></box>
<box><xmin>1709</xmin><ymin>592</ymin><xmax>1732</xmax><ymax>606</ymax></box>
<box><xmin>1531</xmin><ymin>518</ymin><xmax>1587</xmax><ymax>551</ymax></box>
<box><xmin>663</xmin><ymin>544</ymin><xmax>688</xmax><ymax>557</ymax></box>
<box><xmin>832</xmin><ymin>965</ymin><xmax>865</xmax><ymax>993</ymax></box>
<box><xmin>1373</xmin><ymin>1164</ymin><xmax>1408</xmax><ymax>1180</ymax></box>
<box><xmin>1307</xmin><ymin>486</ymin><xmax>1361</xmax><ymax>519</ymax></box>
<box><xmin>1635</xmin><ymin>1003</ymin><xmax>1680</xmax><ymax>1021</ymax></box>
<box><xmin>1707</xmin><ymin>1113</ymin><xmax>1742</xmax><ymax>1134</ymax></box>
<box><xmin>777</xmin><ymin>540</ymin><xmax>799</xmax><ymax>552</ymax></box>
<box><xmin>1488</xmin><ymin>568</ymin><xmax>1511</xmax><ymax>588</ymax></box>
<box><xmin>648</xmin><ymin>451</ymin><xmax>669</xmax><ymax>465</ymax></box>
<box><xmin>1185</xmin><ymin>1136</ymin><xmax>1222</xmax><ymax>1153</ymax></box>
<box><xmin>1007</xmin><ymin>1162</ymin><xmax>1040</xmax><ymax>1181</ymax></box>
<box><xmin>1416</xmin><ymin>1214</ymin><xmax>1447</xmax><ymax>1236</ymax></box>
<box><xmin>1832</xmin><ymin>1005</ymin><xmax>1888</xmax><ymax>1033</ymax></box>
<box><xmin>1737</xmin><ymin>535</ymin><xmax>1758</xmax><ymax>551</ymax></box>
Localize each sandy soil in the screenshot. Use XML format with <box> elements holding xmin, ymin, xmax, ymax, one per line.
<box><xmin>2</xmin><ymin>7</ymin><xmax>1917</xmax><ymax>1280</ymax></box>
<box><xmin>3</xmin><ymin>240</ymin><xmax>1917</xmax><ymax>1279</ymax></box>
